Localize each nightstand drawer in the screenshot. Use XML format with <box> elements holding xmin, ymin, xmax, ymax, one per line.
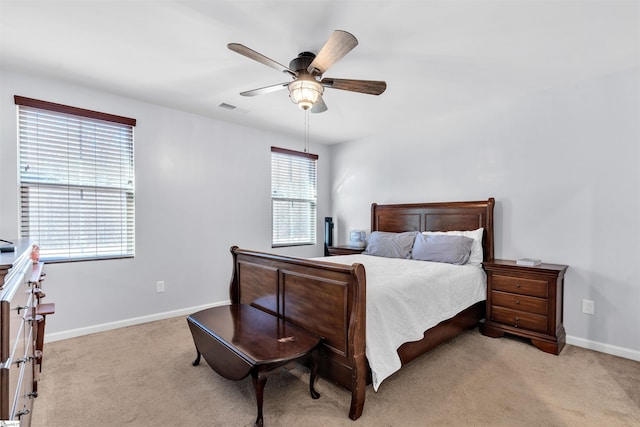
<box><xmin>491</xmin><ymin>290</ymin><xmax>547</xmax><ymax>315</ymax></box>
<box><xmin>492</xmin><ymin>274</ymin><xmax>548</xmax><ymax>298</ymax></box>
<box><xmin>491</xmin><ymin>306</ymin><xmax>547</xmax><ymax>333</ymax></box>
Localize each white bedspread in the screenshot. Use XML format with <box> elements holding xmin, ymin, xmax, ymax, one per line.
<box><xmin>313</xmin><ymin>254</ymin><xmax>486</xmax><ymax>391</ymax></box>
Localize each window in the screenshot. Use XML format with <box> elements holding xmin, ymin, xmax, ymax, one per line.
<box><xmin>15</xmin><ymin>96</ymin><xmax>136</xmax><ymax>262</ymax></box>
<box><xmin>271</xmin><ymin>147</ymin><xmax>318</xmax><ymax>247</ymax></box>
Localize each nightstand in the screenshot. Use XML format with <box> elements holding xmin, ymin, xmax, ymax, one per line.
<box><xmin>480</xmin><ymin>259</ymin><xmax>568</xmax><ymax>355</ymax></box>
<box><xmin>327</xmin><ymin>246</ymin><xmax>365</xmax><ymax>256</ymax></box>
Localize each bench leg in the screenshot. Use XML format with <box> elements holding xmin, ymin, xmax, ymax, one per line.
<box><xmin>251</xmin><ymin>372</ymin><xmax>267</xmax><ymax>427</ymax></box>
<box><xmin>192</xmin><ymin>350</ymin><xmax>201</xmax><ymax>366</ymax></box>
<box><xmin>309</xmin><ymin>351</ymin><xmax>320</xmax><ymax>400</ymax></box>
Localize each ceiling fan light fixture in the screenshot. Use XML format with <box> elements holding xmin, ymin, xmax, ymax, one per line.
<box><xmin>229</xmin><ymin>31</ymin><xmax>386</xmax><ymax>113</ymax></box>
<box><xmin>288</xmin><ymin>78</ymin><xmax>324</xmax><ymax>110</ymax></box>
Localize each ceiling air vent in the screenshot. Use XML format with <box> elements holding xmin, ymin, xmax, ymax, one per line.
<box><xmin>219</xmin><ymin>102</ymin><xmax>237</xmax><ymax>111</ymax></box>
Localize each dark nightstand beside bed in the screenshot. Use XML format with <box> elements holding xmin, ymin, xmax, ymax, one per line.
<box><xmin>327</xmin><ymin>245</ymin><xmax>365</xmax><ymax>256</ymax></box>
<box><xmin>480</xmin><ymin>259</ymin><xmax>568</xmax><ymax>355</ymax></box>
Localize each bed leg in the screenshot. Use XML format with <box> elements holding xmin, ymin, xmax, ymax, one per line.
<box><xmin>348</xmin><ymin>354</ymin><xmax>366</xmax><ymax>420</ymax></box>
<box><xmin>349</xmin><ymin>390</ymin><xmax>365</xmax><ymax>420</ymax></box>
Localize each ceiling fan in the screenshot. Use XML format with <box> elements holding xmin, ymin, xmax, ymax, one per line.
<box><xmin>228</xmin><ymin>30</ymin><xmax>387</xmax><ymax>113</ymax></box>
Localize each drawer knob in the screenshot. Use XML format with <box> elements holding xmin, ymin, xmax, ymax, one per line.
<box><xmin>14</xmin><ymin>357</ymin><xmax>28</xmax><ymax>366</ymax></box>
<box><xmin>515</xmin><ymin>317</ymin><xmax>520</xmax><ymax>321</ymax></box>
<box><xmin>515</xmin><ymin>283</ymin><xmax>521</xmax><ymax>288</ymax></box>
<box><xmin>15</xmin><ymin>305</ymin><xmax>30</xmax><ymax>315</ymax></box>
<box><xmin>15</xmin><ymin>354</ymin><xmax>36</xmax><ymax>366</ymax></box>
<box><xmin>515</xmin><ymin>300</ymin><xmax>521</xmax><ymax>305</ymax></box>
<box><xmin>16</xmin><ymin>409</ymin><xmax>31</xmax><ymax>419</ymax></box>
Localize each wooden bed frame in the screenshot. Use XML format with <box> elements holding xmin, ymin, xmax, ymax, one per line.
<box><xmin>229</xmin><ymin>198</ymin><xmax>495</xmax><ymax>420</ymax></box>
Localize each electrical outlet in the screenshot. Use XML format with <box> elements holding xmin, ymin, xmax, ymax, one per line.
<box><xmin>156</xmin><ymin>280</ymin><xmax>165</xmax><ymax>293</ymax></box>
<box><xmin>582</xmin><ymin>299</ymin><xmax>594</xmax><ymax>315</ymax></box>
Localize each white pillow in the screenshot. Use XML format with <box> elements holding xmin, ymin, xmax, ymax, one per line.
<box><xmin>422</xmin><ymin>228</ymin><xmax>484</xmax><ymax>266</ymax></box>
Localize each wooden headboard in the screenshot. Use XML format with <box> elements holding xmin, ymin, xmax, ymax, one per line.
<box><xmin>371</xmin><ymin>198</ymin><xmax>495</xmax><ymax>261</ymax></box>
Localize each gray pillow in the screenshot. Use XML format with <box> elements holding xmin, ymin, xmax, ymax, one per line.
<box><xmin>411</xmin><ymin>233</ymin><xmax>474</xmax><ymax>265</ymax></box>
<box><xmin>364</xmin><ymin>231</ymin><xmax>418</xmax><ymax>259</ymax></box>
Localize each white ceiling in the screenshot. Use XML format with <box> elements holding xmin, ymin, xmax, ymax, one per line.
<box><xmin>1</xmin><ymin>1</ymin><xmax>637</xmax><ymax>144</ymax></box>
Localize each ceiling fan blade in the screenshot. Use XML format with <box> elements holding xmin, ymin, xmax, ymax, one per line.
<box><xmin>321</xmin><ymin>78</ymin><xmax>387</xmax><ymax>95</ymax></box>
<box><xmin>310</xmin><ymin>97</ymin><xmax>328</xmax><ymax>114</ymax></box>
<box><xmin>240</xmin><ymin>82</ymin><xmax>289</xmax><ymax>97</ymax></box>
<box><xmin>228</xmin><ymin>43</ymin><xmax>296</xmax><ymax>76</ymax></box>
<box><xmin>307</xmin><ymin>30</ymin><xmax>358</xmax><ymax>75</ymax></box>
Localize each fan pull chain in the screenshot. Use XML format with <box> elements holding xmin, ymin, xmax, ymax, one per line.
<box><xmin>304</xmin><ymin>109</ymin><xmax>310</xmax><ymax>153</ymax></box>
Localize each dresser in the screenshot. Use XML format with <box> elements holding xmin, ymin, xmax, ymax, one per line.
<box><xmin>1</xmin><ymin>241</ymin><xmax>48</xmax><ymax>426</ymax></box>
<box><xmin>480</xmin><ymin>259</ymin><xmax>568</xmax><ymax>355</ymax></box>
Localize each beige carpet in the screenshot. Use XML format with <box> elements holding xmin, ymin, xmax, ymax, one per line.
<box><xmin>32</xmin><ymin>316</ymin><xmax>639</xmax><ymax>426</ymax></box>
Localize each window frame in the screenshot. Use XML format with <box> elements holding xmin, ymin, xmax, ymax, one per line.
<box><xmin>271</xmin><ymin>146</ymin><xmax>318</xmax><ymax>248</ymax></box>
<box><xmin>15</xmin><ymin>95</ymin><xmax>136</xmax><ymax>263</ymax></box>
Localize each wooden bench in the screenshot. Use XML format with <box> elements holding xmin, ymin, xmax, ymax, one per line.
<box><xmin>187</xmin><ymin>304</ymin><xmax>321</xmax><ymax>427</ymax></box>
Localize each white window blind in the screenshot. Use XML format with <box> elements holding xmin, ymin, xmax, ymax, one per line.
<box><xmin>16</xmin><ymin>96</ymin><xmax>136</xmax><ymax>262</ymax></box>
<box><xmin>271</xmin><ymin>147</ymin><xmax>318</xmax><ymax>247</ymax></box>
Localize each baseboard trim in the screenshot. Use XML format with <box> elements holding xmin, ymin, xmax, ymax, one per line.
<box><xmin>45</xmin><ymin>300</ymin><xmax>231</xmax><ymax>343</ymax></box>
<box><xmin>566</xmin><ymin>334</ymin><xmax>640</xmax><ymax>362</ymax></box>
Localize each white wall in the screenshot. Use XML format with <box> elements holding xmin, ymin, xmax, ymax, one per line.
<box><xmin>0</xmin><ymin>70</ymin><xmax>331</xmax><ymax>336</ymax></box>
<box><xmin>330</xmin><ymin>67</ymin><xmax>640</xmax><ymax>358</ymax></box>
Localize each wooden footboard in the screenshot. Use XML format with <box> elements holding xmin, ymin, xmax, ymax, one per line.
<box><xmin>229</xmin><ymin>246</ymin><xmax>368</xmax><ymax>420</ymax></box>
